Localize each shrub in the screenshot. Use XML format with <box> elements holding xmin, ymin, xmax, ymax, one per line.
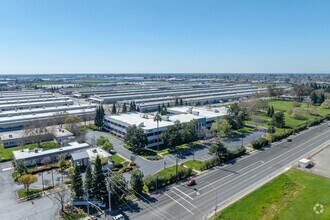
<box><xmin>292</xmin><ymin>102</ymin><xmax>302</xmax><ymax>108</ymax></box>
<box><xmin>251</xmin><ymin>137</ymin><xmax>269</xmax><ymax>149</ymax></box>
<box><xmin>291</xmin><ymin>108</ymin><xmax>306</xmax><ymax>120</ymax></box>
<box><xmin>228</xmin><ymin>147</ymin><xmax>246</xmax><ymax>160</ymax></box>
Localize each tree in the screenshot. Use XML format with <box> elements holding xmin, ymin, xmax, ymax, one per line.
<box><xmin>124</xmin><ymin>125</ymin><xmax>148</xmax><ymax>153</ymax></box>
<box><xmin>72</xmin><ymin>167</ymin><xmax>84</xmax><ymax>198</ymax></box>
<box><xmin>16</xmin><ymin>160</ymin><xmax>27</xmax><ymax>175</ymax></box>
<box><xmin>84</xmin><ymin>164</ymin><xmax>93</xmax><ymax>192</ymax></box>
<box><xmin>271</xmin><ymin>111</ymin><xmax>285</xmax><ymax>128</ymax></box>
<box><xmin>268</xmin><ymin>124</ymin><xmax>276</xmax><ymax>134</ymax></box>
<box><xmin>18</xmin><ymin>174</ymin><xmax>38</xmax><ymax>194</ymax></box>
<box><xmin>310</xmin><ymin>92</ymin><xmax>318</xmax><ymax>105</ymax></box>
<box><xmin>110</xmin><ymin>173</ymin><xmax>128</xmax><ymax>205</ymax></box>
<box><xmin>23</xmin><ymin>120</ymin><xmax>52</xmax><ymax>148</ymax></box>
<box><xmin>41</xmin><ymin>156</ymin><xmax>51</xmax><ymax>166</ymax></box>
<box><xmin>180</xmin><ymin>98</ymin><xmax>183</xmax><ymax>106</ymax></box>
<box><xmin>267</xmin><ymin>84</ymin><xmax>284</xmax><ymax>98</ymax></box>
<box><xmin>208</xmin><ymin>140</ymin><xmax>228</xmax><ymax>163</ymax></box>
<box><xmin>211</xmin><ymin>118</ymin><xmax>232</xmax><ymax>138</ymax></box>
<box><xmin>122</xmin><ymin>103</ymin><xmax>127</xmax><ymax>113</ymax></box>
<box><xmin>58</xmin><ymin>154</ymin><xmax>66</xmax><ymax>171</ymax></box>
<box><xmin>130</xmin><ymin>169</ymin><xmax>144</xmax><ymax>195</ymax></box>
<box><xmin>153</xmin><ymin>113</ymin><xmax>162</xmax><ymax>151</ymax></box>
<box><xmin>102</xmin><ymin>141</ymin><xmax>113</xmax><ymax>152</ymax></box>
<box><xmin>321</xmin><ymin>99</ymin><xmax>330</xmax><ymax>109</ymax></box>
<box><xmin>94</xmin><ymin>106</ymin><xmax>104</xmax><ymax>130</ymax></box>
<box><xmin>64</xmin><ymin>115</ymin><xmax>82</xmax><ymax>136</ymax></box>
<box><xmin>160</xmin><ymin>121</ymin><xmax>182</xmax><ymax>151</ymax></box>
<box><xmin>319</xmin><ymin>93</ymin><xmax>325</xmax><ymax>104</ymax></box>
<box><xmin>175</xmin><ymin>97</ymin><xmax>179</xmax><ymax>106</ymax></box>
<box><xmin>92</xmin><ymin>155</ymin><xmax>108</xmax><ymax>201</ymax></box>
<box><xmin>96</xmin><ymin>136</ymin><xmax>108</xmax><ymax>147</ymax></box>
<box><xmin>53</xmin><ymin>184</ymin><xmax>69</xmax><ymax>213</ymax></box>
<box><xmin>157</xmin><ymin>104</ymin><xmax>161</xmax><ymax>113</ymax></box>
<box><xmin>197</xmin><ymin>126</ymin><xmax>214</xmax><ymax>140</ymax></box>
<box><xmin>111</xmin><ymin>103</ymin><xmax>117</xmax><ymax>114</ymax></box>
<box><xmin>251</xmin><ymin>116</ymin><xmax>263</xmax><ymax>129</ymax></box>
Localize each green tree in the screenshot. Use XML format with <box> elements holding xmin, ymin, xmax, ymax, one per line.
<box><xmin>153</xmin><ymin>113</ymin><xmax>162</xmax><ymax>151</ymax></box>
<box><xmin>111</xmin><ymin>103</ymin><xmax>117</xmax><ymax>114</ymax></box>
<box><xmin>310</xmin><ymin>92</ymin><xmax>318</xmax><ymax>105</ymax></box>
<box><xmin>130</xmin><ymin>169</ymin><xmax>144</xmax><ymax>195</ymax></box>
<box><xmin>84</xmin><ymin>164</ymin><xmax>93</xmax><ymax>193</ymax></box>
<box><xmin>58</xmin><ymin>155</ymin><xmax>66</xmax><ymax>171</ymax></box>
<box><xmin>72</xmin><ymin>167</ymin><xmax>84</xmax><ymax>198</ymax></box>
<box><xmin>92</xmin><ymin>155</ymin><xmax>108</xmax><ymax>201</ymax></box>
<box><xmin>271</xmin><ymin>111</ymin><xmax>285</xmax><ymax>128</ymax></box>
<box><xmin>96</xmin><ymin>136</ymin><xmax>108</xmax><ymax>147</ymax></box>
<box><xmin>175</xmin><ymin>97</ymin><xmax>179</xmax><ymax>106</ymax></box>
<box><xmin>16</xmin><ymin>160</ymin><xmax>27</xmax><ymax>175</ymax></box>
<box><xmin>102</xmin><ymin>141</ymin><xmax>113</xmax><ymax>152</ymax></box>
<box><xmin>268</xmin><ymin>124</ymin><xmax>276</xmax><ymax>134</ymax></box>
<box><xmin>124</xmin><ymin>125</ymin><xmax>148</xmax><ymax>153</ymax></box>
<box><xmin>160</xmin><ymin>121</ymin><xmax>182</xmax><ymax>151</ymax></box>
<box><xmin>180</xmin><ymin>98</ymin><xmax>183</xmax><ymax>105</ymax></box>
<box><xmin>18</xmin><ymin>174</ymin><xmax>38</xmax><ymax>194</ymax></box>
<box><xmin>211</xmin><ymin>118</ymin><xmax>232</xmax><ymax>138</ymax></box>
<box><xmin>208</xmin><ymin>140</ymin><xmax>228</xmax><ymax>164</ymax></box>
<box><xmin>94</xmin><ymin>106</ymin><xmax>104</xmax><ymax>130</ymax></box>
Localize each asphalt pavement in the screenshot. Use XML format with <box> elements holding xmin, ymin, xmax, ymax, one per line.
<box><xmin>110</xmin><ymin>122</ymin><xmax>330</xmax><ymax>220</ymax></box>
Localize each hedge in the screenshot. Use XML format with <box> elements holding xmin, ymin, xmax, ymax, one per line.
<box><xmin>251</xmin><ymin>137</ymin><xmax>270</xmax><ymax>149</ymax></box>
<box><xmin>144</xmin><ymin>167</ymin><xmax>193</xmax><ymax>191</ymax></box>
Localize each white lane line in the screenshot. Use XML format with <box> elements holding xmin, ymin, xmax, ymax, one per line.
<box><xmin>172</xmin><ymin>186</ymin><xmax>194</xmax><ymax>200</ymax></box>
<box><xmin>2</xmin><ymin>167</ymin><xmax>13</xmax><ymax>171</ymax></box>
<box><xmin>191</xmin><ymin>129</ymin><xmax>329</xmax><ymax>196</ymax></box>
<box><xmin>165</xmin><ymin>193</ymin><xmax>195</xmax><ymax>215</ymax></box>
<box><xmin>170</xmin><ymin>190</ymin><xmax>199</xmax><ymax>210</ymax></box>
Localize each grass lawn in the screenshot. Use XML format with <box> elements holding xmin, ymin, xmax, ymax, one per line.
<box><xmin>60</xmin><ymin>207</ymin><xmax>88</xmax><ymax>220</ymax></box>
<box><xmin>155</xmin><ymin>164</ymin><xmax>188</xmax><ymax>177</ymax></box>
<box><xmin>182</xmin><ymin>160</ymin><xmax>204</xmax><ymax>171</ymax></box>
<box><xmin>17</xmin><ymin>188</ymin><xmax>42</xmax><ymax>199</ymax></box>
<box><xmin>212</xmin><ymin>169</ymin><xmax>330</xmax><ymax>220</ymax></box>
<box><xmin>0</xmin><ymin>141</ymin><xmax>59</xmax><ymax>160</ymax></box>
<box><xmin>112</xmin><ymin>154</ymin><xmax>125</xmax><ymax>164</ymax></box>
<box><xmin>232</xmin><ymin>126</ymin><xmax>255</xmax><ymax>136</ymax></box>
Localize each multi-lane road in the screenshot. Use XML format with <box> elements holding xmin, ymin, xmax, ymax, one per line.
<box><xmin>118</xmin><ymin>122</ymin><xmax>330</xmax><ymax>220</ymax></box>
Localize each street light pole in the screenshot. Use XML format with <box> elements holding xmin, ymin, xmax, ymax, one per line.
<box><xmin>107</xmin><ymin>168</ymin><xmax>111</xmax><ymax>213</ymax></box>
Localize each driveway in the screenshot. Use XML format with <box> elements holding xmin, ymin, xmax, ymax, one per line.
<box><xmin>0</xmin><ymin>161</ymin><xmax>59</xmax><ymax>220</ymax></box>
<box><xmin>86</xmin><ymin>129</ymin><xmax>265</xmax><ymax>177</ymax></box>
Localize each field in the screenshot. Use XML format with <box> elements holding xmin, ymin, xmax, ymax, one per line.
<box><xmin>182</xmin><ymin>160</ymin><xmax>204</xmax><ymax>171</ymax></box>
<box><xmin>0</xmin><ymin>141</ymin><xmax>59</xmax><ymax>160</ymax></box>
<box><xmin>154</xmin><ymin>164</ymin><xmax>188</xmax><ymax>177</ymax></box>
<box><xmin>213</xmin><ymin>169</ymin><xmax>330</xmax><ymax>220</ymax></box>
<box><xmin>247</xmin><ymin>100</ymin><xmax>330</xmax><ymax>133</ymax></box>
<box><xmin>112</xmin><ymin>153</ymin><xmax>125</xmax><ymax>165</ymax></box>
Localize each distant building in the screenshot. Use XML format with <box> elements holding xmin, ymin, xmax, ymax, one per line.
<box><xmin>12</xmin><ymin>142</ymin><xmax>90</xmax><ymax>167</ymax></box>
<box><xmin>0</xmin><ymin>126</ymin><xmax>74</xmax><ymax>148</ymax></box>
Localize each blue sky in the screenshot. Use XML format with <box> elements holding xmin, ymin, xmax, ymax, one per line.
<box><xmin>0</xmin><ymin>0</ymin><xmax>329</xmax><ymax>74</ymax></box>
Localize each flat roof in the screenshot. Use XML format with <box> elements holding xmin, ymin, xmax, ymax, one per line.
<box><xmin>0</xmin><ymin>99</ymin><xmax>73</xmax><ymax>109</ymax></box>
<box><xmin>168</xmin><ymin>106</ymin><xmax>228</xmax><ymax>118</ymax></box>
<box><xmin>71</xmin><ymin>150</ymin><xmax>89</xmax><ymax>160</ymax></box>
<box><xmin>12</xmin><ymin>142</ymin><xmax>89</xmax><ymax>160</ymax></box>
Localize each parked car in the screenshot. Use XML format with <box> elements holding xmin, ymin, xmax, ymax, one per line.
<box><xmin>113</xmin><ymin>214</ymin><xmax>125</xmax><ymax>220</ymax></box>
<box><xmin>186</xmin><ymin>179</ymin><xmax>196</xmax><ymax>186</ymax></box>
<box><xmin>287</xmin><ymin>138</ymin><xmax>292</xmax><ymax>142</ymax></box>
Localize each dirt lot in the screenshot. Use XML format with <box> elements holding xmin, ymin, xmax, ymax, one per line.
<box><xmin>306</xmin><ymin>145</ymin><xmax>330</xmax><ymax>178</ymax></box>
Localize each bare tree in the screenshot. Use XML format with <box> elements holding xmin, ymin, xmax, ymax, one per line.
<box><xmin>50</xmin><ymin>112</ymin><xmax>68</xmax><ymax>128</ymax></box>
<box><xmin>23</xmin><ymin>120</ymin><xmax>53</xmax><ymax>148</ymax></box>
<box><xmin>64</xmin><ymin>115</ymin><xmax>82</xmax><ymax>136</ymax></box>
<box><xmin>52</xmin><ymin>184</ymin><xmax>70</xmax><ymax>213</ymax></box>
<box><xmin>251</xmin><ymin>116</ymin><xmax>263</xmax><ymax>129</ymax></box>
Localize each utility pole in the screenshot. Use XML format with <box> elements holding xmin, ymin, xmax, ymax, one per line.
<box><xmin>51</xmin><ymin>169</ymin><xmax>54</xmax><ymax>187</ymax></box>
<box><xmin>107</xmin><ymin>168</ymin><xmax>111</xmax><ymax>213</ymax></box>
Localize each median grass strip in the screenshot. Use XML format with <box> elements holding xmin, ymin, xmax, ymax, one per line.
<box><xmin>212</xmin><ymin>169</ymin><xmax>330</xmax><ymax>220</ymax></box>
<box><xmin>17</xmin><ymin>188</ymin><xmax>42</xmax><ymax>199</ymax></box>
<box><xmin>182</xmin><ymin>160</ymin><xmax>204</xmax><ymax>171</ymax></box>
<box><xmin>112</xmin><ymin>153</ymin><xmax>125</xmax><ymax>164</ymax></box>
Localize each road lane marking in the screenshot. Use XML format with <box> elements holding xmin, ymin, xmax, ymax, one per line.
<box><xmin>191</xmin><ymin>129</ymin><xmax>330</xmax><ymax>196</ymax></box>
<box><xmin>165</xmin><ymin>193</ymin><xmax>195</xmax><ymax>215</ymax></box>
<box><xmin>196</xmin><ymin>131</ymin><xmax>330</xmax><ymax>199</ymax></box>
<box><xmin>2</xmin><ymin>167</ymin><xmax>13</xmax><ymax>171</ymax></box>
<box><xmin>170</xmin><ymin>190</ymin><xmax>198</xmax><ymax>209</ymax></box>
<box><xmin>172</xmin><ymin>187</ymin><xmax>193</xmax><ymax>200</ymax></box>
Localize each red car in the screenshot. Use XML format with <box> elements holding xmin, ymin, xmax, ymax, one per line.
<box><xmin>186</xmin><ymin>179</ymin><xmax>196</xmax><ymax>186</ymax></box>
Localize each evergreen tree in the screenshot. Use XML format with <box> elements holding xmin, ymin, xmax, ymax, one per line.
<box><xmin>180</xmin><ymin>98</ymin><xmax>183</xmax><ymax>106</ymax></box>
<box><xmin>92</xmin><ymin>155</ymin><xmax>108</xmax><ymax>201</ymax></box>
<box><xmin>84</xmin><ymin>164</ymin><xmax>93</xmax><ymax>193</ymax></box>
<box><xmin>122</xmin><ymin>103</ymin><xmax>127</xmax><ymax>113</ymax></box>
<box><xmin>94</xmin><ymin>106</ymin><xmax>104</xmax><ymax>129</ymax></box>
<box><xmin>72</xmin><ymin>167</ymin><xmax>84</xmax><ymax>199</ymax></box>
<box><xmin>132</xmin><ymin>102</ymin><xmax>136</xmax><ymax>111</ymax></box>
<box><xmin>157</xmin><ymin>104</ymin><xmax>161</xmax><ymax>113</ymax></box>
<box><xmin>136</xmin><ymin>106</ymin><xmax>140</xmax><ymax>112</ymax></box>
<box><xmin>310</xmin><ymin>92</ymin><xmax>318</xmax><ymax>105</ymax></box>
<box><xmin>167</xmin><ymin>102</ymin><xmax>170</xmax><ymax>107</ymax></box>
<box><xmin>175</xmin><ymin>97</ymin><xmax>179</xmax><ymax>106</ymax></box>
<box><xmin>129</xmin><ymin>102</ymin><xmax>133</xmax><ymax>112</ymax></box>
<box><xmin>271</xmin><ymin>106</ymin><xmax>275</xmax><ymax>117</ymax></box>
<box><xmin>267</xmin><ymin>106</ymin><xmax>271</xmax><ymax>117</ymax></box>
<box><xmin>130</xmin><ymin>169</ymin><xmax>144</xmax><ymax>195</ymax></box>
<box><xmin>271</xmin><ymin>111</ymin><xmax>285</xmax><ymax>128</ymax></box>
<box><xmin>319</xmin><ymin>93</ymin><xmax>325</xmax><ymax>104</ymax></box>
<box><xmin>111</xmin><ymin>103</ymin><xmax>117</xmax><ymax>114</ymax></box>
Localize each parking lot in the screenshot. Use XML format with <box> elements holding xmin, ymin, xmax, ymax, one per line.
<box><xmin>308</xmin><ymin>145</ymin><xmax>330</xmax><ymax>178</ymax></box>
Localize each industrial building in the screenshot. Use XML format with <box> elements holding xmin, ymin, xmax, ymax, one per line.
<box><xmin>104</xmin><ymin>106</ymin><xmax>227</xmax><ymax>148</ymax></box>
<box><xmin>0</xmin><ymin>99</ymin><xmax>74</xmax><ymax>112</ymax></box>
<box><xmin>12</xmin><ymin>142</ymin><xmax>90</xmax><ymax>167</ymax></box>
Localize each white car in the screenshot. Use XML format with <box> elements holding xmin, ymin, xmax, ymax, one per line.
<box><xmin>113</xmin><ymin>214</ymin><xmax>125</xmax><ymax>220</ymax></box>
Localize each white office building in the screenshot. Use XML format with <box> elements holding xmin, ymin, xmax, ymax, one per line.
<box><xmin>104</xmin><ymin>106</ymin><xmax>227</xmax><ymax>148</ymax></box>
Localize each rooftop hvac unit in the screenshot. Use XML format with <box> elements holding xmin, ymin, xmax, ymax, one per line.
<box><xmin>161</xmin><ymin>115</ymin><xmax>169</xmax><ymax>121</ymax></box>
<box><xmin>192</xmin><ymin>111</ymin><xmax>199</xmax><ymax>116</ymax></box>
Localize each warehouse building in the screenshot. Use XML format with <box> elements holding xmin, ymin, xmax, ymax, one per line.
<box><xmin>12</xmin><ymin>142</ymin><xmax>90</xmax><ymax>167</ymax></box>
<box><xmin>0</xmin><ymin>99</ymin><xmax>74</xmax><ymax>112</ymax></box>
<box><xmin>104</xmin><ymin>106</ymin><xmax>227</xmax><ymax>148</ymax></box>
